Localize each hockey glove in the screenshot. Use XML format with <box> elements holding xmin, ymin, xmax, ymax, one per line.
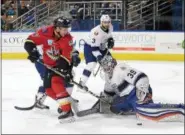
<box><xmin>72</xmin><ymin>50</ymin><xmax>81</xmax><ymax>67</ymax></box>
<box><xmin>28</xmin><ymin>48</ymin><xmax>40</xmax><ymax>63</ymax></box>
<box><xmin>56</xmin><ymin>56</ymin><xmax>73</xmax><ymax>83</ymax></box>
<box><xmin>24</xmin><ymin>40</ymin><xmax>40</xmax><ymax>63</ymax></box>
<box><xmin>64</xmin><ymin>72</ymin><xmax>73</xmax><ymax>83</ymax></box>
<box><xmin>58</xmin><ymin>69</ymin><xmax>73</xmax><ymax>83</ymax></box>
<box><xmin>107</xmin><ymin>37</ymin><xmax>114</xmax><ymax>49</ymax></box>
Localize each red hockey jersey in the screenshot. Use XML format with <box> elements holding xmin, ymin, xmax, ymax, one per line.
<box><xmin>27</xmin><ymin>25</ymin><xmax>74</xmax><ymax>67</ymax></box>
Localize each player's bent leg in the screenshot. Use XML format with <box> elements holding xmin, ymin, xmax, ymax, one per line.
<box><xmin>45</xmin><ymin>88</ymin><xmax>57</xmax><ymax>99</ymax></box>
<box><xmin>79</xmin><ymin>62</ymin><xmax>97</xmax><ymax>92</ymax></box>
<box><xmin>35</xmin><ymin>59</ymin><xmax>46</xmax><ymax>79</ymax></box>
<box><xmin>79</xmin><ymin>43</ymin><xmax>97</xmax><ymax>87</ymax></box>
<box><xmin>57</xmin><ymin>96</ymin><xmax>75</xmax><ymax>123</ymax></box>
<box><xmin>65</xmin><ymin>83</ymin><xmax>79</xmax><ymax>113</ymax></box>
<box><xmin>80</xmin><ymin>62</ymin><xmax>97</xmax><ymax>84</ymax></box>
<box><xmin>34</xmin><ymin>60</ymin><xmax>49</xmax><ymax>109</ymax></box>
<box><xmin>51</xmin><ymin>76</ymin><xmax>75</xmax><ymax>122</ymax></box>
<box><xmin>136</xmin><ymin>103</ymin><xmax>184</xmax><ymax>122</ymax></box>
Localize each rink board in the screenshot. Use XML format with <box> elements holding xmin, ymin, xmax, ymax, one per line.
<box><xmin>1</xmin><ymin>32</ymin><xmax>184</xmax><ymax>61</ymax></box>
<box><xmin>1</xmin><ymin>52</ymin><xmax>184</xmax><ymax>61</ymax></box>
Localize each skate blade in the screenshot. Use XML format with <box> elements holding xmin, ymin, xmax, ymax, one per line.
<box><xmin>59</xmin><ymin>116</ymin><xmax>75</xmax><ymax>124</ymax></box>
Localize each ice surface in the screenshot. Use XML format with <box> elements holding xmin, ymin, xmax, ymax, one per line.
<box><xmin>2</xmin><ymin>60</ymin><xmax>184</xmax><ymax>134</ymax></box>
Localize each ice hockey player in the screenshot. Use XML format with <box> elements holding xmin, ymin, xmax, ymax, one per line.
<box><xmin>79</xmin><ymin>14</ymin><xmax>115</xmax><ymax>88</ymax></box>
<box><xmin>84</xmin><ymin>55</ymin><xmax>184</xmax><ymax>122</ymax></box>
<box><xmin>24</xmin><ymin>17</ymin><xmax>81</xmax><ymax>122</ymax></box>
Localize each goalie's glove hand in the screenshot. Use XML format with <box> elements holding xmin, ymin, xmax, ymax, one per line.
<box><xmin>28</xmin><ymin>48</ymin><xmax>40</xmax><ymax>63</ymax></box>
<box><xmin>107</xmin><ymin>37</ymin><xmax>114</xmax><ymax>49</ymax></box>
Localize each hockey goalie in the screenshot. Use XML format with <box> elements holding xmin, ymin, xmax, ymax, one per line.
<box><xmin>78</xmin><ymin>55</ymin><xmax>184</xmax><ymax>123</ymax></box>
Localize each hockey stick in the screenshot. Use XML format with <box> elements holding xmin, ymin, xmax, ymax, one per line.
<box><xmin>35</xmin><ymin>61</ymin><xmax>111</xmax><ymax>117</ymax></box>
<box><xmin>14</xmin><ymin>59</ymin><xmax>78</xmax><ymax>111</ymax></box>
<box><xmin>14</xmin><ymin>60</ymin><xmax>50</xmax><ymax>111</ymax></box>
<box><xmin>93</xmin><ymin>49</ymin><xmax>109</xmax><ymax>77</ymax></box>
<box><xmin>15</xmin><ymin>60</ymin><xmax>109</xmax><ymax>112</ymax></box>
<box><xmin>93</xmin><ymin>64</ymin><xmax>101</xmax><ymax>77</ymax></box>
<box><xmin>35</xmin><ymin>60</ymin><xmax>110</xmax><ymax>104</ymax></box>
<box><xmin>76</xmin><ymin>99</ymin><xmax>100</xmax><ymax>117</ymax></box>
<box><xmin>14</xmin><ymin>103</ymin><xmax>36</xmax><ymax>111</ymax></box>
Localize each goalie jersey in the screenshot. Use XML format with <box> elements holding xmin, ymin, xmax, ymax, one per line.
<box><xmin>104</xmin><ymin>63</ymin><xmax>149</xmax><ymax>98</ymax></box>
<box><xmin>103</xmin><ymin>63</ymin><xmax>184</xmax><ymax>122</ymax></box>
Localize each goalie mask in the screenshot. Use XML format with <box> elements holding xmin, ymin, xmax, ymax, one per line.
<box><xmin>101</xmin><ymin>55</ymin><xmax>117</xmax><ymax>77</ymax></box>
<box><xmin>135</xmin><ymin>77</ymin><xmax>152</xmax><ymax>104</ymax></box>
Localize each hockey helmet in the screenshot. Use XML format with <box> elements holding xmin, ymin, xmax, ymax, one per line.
<box><xmin>54</xmin><ymin>17</ymin><xmax>71</xmax><ymax>28</ymax></box>
<box><xmin>101</xmin><ymin>55</ymin><xmax>117</xmax><ymax>76</ymax></box>
<box><xmin>100</xmin><ymin>14</ymin><xmax>111</xmax><ymax>23</ymax></box>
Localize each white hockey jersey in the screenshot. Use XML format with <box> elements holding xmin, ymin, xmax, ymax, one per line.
<box><xmin>86</xmin><ymin>24</ymin><xmax>113</xmax><ymax>51</ymax></box>
<box><xmin>104</xmin><ymin>63</ymin><xmax>145</xmax><ymax>97</ymax></box>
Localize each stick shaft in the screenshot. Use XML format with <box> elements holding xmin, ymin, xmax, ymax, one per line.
<box><xmin>37</xmin><ymin>60</ymin><xmax>109</xmax><ymax>104</ymax></box>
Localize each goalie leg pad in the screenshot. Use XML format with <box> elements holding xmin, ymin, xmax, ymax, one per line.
<box><xmin>136</xmin><ymin>103</ymin><xmax>185</xmax><ymax>122</ymax></box>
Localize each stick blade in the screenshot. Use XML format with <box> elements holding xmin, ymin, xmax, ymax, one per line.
<box><xmin>14</xmin><ymin>104</ymin><xmax>35</xmax><ymax>111</ymax></box>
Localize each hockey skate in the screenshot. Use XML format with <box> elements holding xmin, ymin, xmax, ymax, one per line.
<box><xmin>35</xmin><ymin>92</ymin><xmax>49</xmax><ymax>109</ymax></box>
<box><xmin>58</xmin><ymin>109</ymin><xmax>75</xmax><ymax>123</ymax></box>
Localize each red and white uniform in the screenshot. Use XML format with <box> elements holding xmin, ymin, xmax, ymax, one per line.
<box><xmin>26</xmin><ymin>25</ymin><xmax>74</xmax><ymax>112</ymax></box>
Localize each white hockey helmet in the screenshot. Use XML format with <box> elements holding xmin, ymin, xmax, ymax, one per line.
<box><xmin>101</xmin><ymin>55</ymin><xmax>117</xmax><ymax>76</ymax></box>
<box><xmin>100</xmin><ymin>14</ymin><xmax>111</xmax><ymax>22</ymax></box>
<box><xmin>136</xmin><ymin>77</ymin><xmax>150</xmax><ymax>102</ymax></box>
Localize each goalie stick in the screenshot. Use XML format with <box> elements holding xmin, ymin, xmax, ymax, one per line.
<box><xmin>76</xmin><ymin>100</ymin><xmax>100</xmax><ymax>117</ymax></box>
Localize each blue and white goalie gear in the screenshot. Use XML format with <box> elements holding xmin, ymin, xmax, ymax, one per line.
<box><xmin>136</xmin><ymin>103</ymin><xmax>184</xmax><ymax>122</ymax></box>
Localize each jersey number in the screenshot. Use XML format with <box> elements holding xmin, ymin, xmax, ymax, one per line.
<box><xmin>127</xmin><ymin>70</ymin><xmax>136</xmax><ymax>79</ymax></box>
<box><xmin>92</xmin><ymin>38</ymin><xmax>95</xmax><ymax>43</ymax></box>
